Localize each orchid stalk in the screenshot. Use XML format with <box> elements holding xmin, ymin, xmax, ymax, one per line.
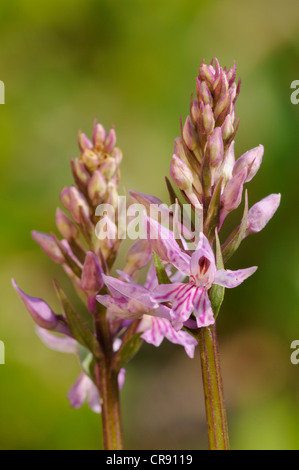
<box><xmin>12</xmin><ymin>58</ymin><xmax>280</xmax><ymax>450</ymax></box>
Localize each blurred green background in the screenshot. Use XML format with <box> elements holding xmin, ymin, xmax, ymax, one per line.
<box><xmin>0</xmin><ymin>0</ymin><xmax>299</xmax><ymax>450</ymax></box>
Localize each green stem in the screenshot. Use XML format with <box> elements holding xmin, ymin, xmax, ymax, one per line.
<box><xmin>94</xmin><ymin>304</ymin><xmax>124</xmax><ymax>450</ymax></box>
<box><xmin>198</xmin><ymin>324</ymin><xmax>229</xmax><ymax>450</ymax></box>
<box><xmin>96</xmin><ymin>361</ymin><xmax>124</xmax><ymax>450</ymax></box>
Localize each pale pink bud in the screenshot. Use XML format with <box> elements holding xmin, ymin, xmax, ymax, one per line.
<box><xmin>202</xmin><ymin>104</ymin><xmax>215</xmax><ymax>135</ymax></box>
<box><xmin>245</xmin><ymin>193</ymin><xmax>281</xmax><ymax>237</ymax></box>
<box><xmin>61</xmin><ymin>187</ymin><xmax>89</xmax><ymax>224</ymax></box>
<box><xmin>214</xmin><ymin>90</ymin><xmax>233</xmax><ymax>124</ymax></box>
<box><xmin>199</xmin><ymin>63</ymin><xmax>215</xmax><ymax>85</ymax></box>
<box><xmin>191</xmin><ymin>98</ymin><xmax>201</xmax><ymax>123</ymax></box>
<box><xmin>12</xmin><ymin>279</ymin><xmax>68</xmax><ymax>334</ymax></box>
<box><xmin>221</xmin><ymin>114</ymin><xmax>234</xmax><ymax>141</ymax></box>
<box><xmin>99</xmin><ymin>157</ymin><xmax>117</xmax><ymax>180</ymax></box>
<box><xmin>93</xmin><ymin>122</ymin><xmax>106</xmax><ymax>151</ymax></box>
<box><xmin>80</xmin><ymin>252</ymin><xmax>104</xmax><ymax>294</ymax></box>
<box><xmin>233</xmin><ymin>145</ymin><xmax>263</xmax><ymax>182</ymax></box>
<box><xmin>221</xmin><ymin>141</ymin><xmax>235</xmax><ymax>182</ymax></box>
<box><xmin>81</xmin><ymin>149</ymin><xmax>99</xmax><ymax>172</ymax></box>
<box><xmin>104</xmin><ymin>128</ymin><xmax>116</xmax><ymax>153</ymax></box>
<box><xmin>78</xmin><ymin>132</ymin><xmax>92</xmax><ymax>152</ymax></box>
<box><xmin>32</xmin><ymin>231</ymin><xmax>64</xmax><ymax>263</ymax></box>
<box><xmin>88</xmin><ymin>170</ymin><xmax>107</xmax><ymax>205</ymax></box>
<box><xmin>170</xmin><ymin>154</ymin><xmax>193</xmax><ymax>191</ymax></box>
<box><xmin>196</xmin><ymin>78</ymin><xmax>213</xmax><ymax>106</ymax></box>
<box><xmin>183</xmin><ymin>115</ymin><xmax>198</xmax><ymax>151</ymax></box>
<box><xmin>221</xmin><ymin>167</ymin><xmax>247</xmax><ymax>211</ymax></box>
<box><xmin>71</xmin><ymin>158</ymin><xmax>90</xmax><ymax>186</ymax></box>
<box><xmin>206</xmin><ymin>127</ymin><xmax>223</xmax><ymax>167</ymax></box>
<box><xmin>56</xmin><ymin>208</ymin><xmax>78</xmax><ymax>240</ymax></box>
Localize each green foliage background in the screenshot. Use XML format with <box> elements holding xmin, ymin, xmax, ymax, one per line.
<box><xmin>0</xmin><ymin>0</ymin><xmax>298</xmax><ymax>449</ymax></box>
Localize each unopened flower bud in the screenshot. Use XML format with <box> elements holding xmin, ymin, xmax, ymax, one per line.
<box><xmin>199</xmin><ymin>63</ymin><xmax>215</xmax><ymax>85</ymax></box>
<box><xmin>61</xmin><ymin>187</ymin><xmax>89</xmax><ymax>224</ymax></box>
<box><xmin>93</xmin><ymin>122</ymin><xmax>106</xmax><ymax>151</ymax></box>
<box><xmin>202</xmin><ymin>104</ymin><xmax>215</xmax><ymax>135</ymax></box>
<box><xmin>170</xmin><ymin>154</ymin><xmax>193</xmax><ymax>191</ymax></box>
<box><xmin>78</xmin><ymin>131</ymin><xmax>92</xmax><ymax>152</ymax></box>
<box><xmin>71</xmin><ymin>158</ymin><xmax>90</xmax><ymax>186</ymax></box>
<box><xmin>245</xmin><ymin>193</ymin><xmax>281</xmax><ymax>237</ymax></box>
<box><xmin>206</xmin><ymin>127</ymin><xmax>223</xmax><ymax>167</ymax></box>
<box><xmin>32</xmin><ymin>231</ymin><xmax>64</xmax><ymax>263</ymax></box>
<box><xmin>105</xmin><ymin>128</ymin><xmax>116</xmax><ymax>153</ymax></box>
<box><xmin>80</xmin><ymin>251</ymin><xmax>104</xmax><ymax>294</ymax></box>
<box><xmin>214</xmin><ymin>90</ymin><xmax>233</xmax><ymax>125</ymax></box>
<box><xmin>221</xmin><ymin>167</ymin><xmax>247</xmax><ymax>212</ymax></box>
<box><xmin>196</xmin><ymin>78</ymin><xmax>213</xmax><ymax>106</ymax></box>
<box><xmin>191</xmin><ymin>98</ymin><xmax>200</xmax><ymax>123</ymax></box>
<box><xmin>183</xmin><ymin>115</ymin><xmax>198</xmax><ymax>151</ymax></box>
<box><xmin>56</xmin><ymin>208</ymin><xmax>78</xmax><ymax>240</ymax></box>
<box><xmin>12</xmin><ymin>279</ymin><xmax>68</xmax><ymax>333</ymax></box>
<box><xmin>221</xmin><ymin>114</ymin><xmax>234</xmax><ymax>141</ymax></box>
<box><xmin>99</xmin><ymin>157</ymin><xmax>117</xmax><ymax>180</ymax></box>
<box><xmin>233</xmin><ymin>145</ymin><xmax>264</xmax><ymax>182</ymax></box>
<box><xmin>226</xmin><ymin>62</ymin><xmax>236</xmax><ymax>86</ymax></box>
<box><xmin>88</xmin><ymin>170</ymin><xmax>107</xmax><ymax>205</ymax></box>
<box><xmin>81</xmin><ymin>149</ymin><xmax>99</xmax><ymax>173</ymax></box>
<box><xmin>221</xmin><ymin>141</ymin><xmax>235</xmax><ymax>183</ymax></box>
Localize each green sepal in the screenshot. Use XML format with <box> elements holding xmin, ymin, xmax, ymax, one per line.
<box><xmin>111</xmin><ymin>332</ymin><xmax>143</xmax><ymax>372</ymax></box>
<box><xmin>209</xmin><ymin>230</ymin><xmax>225</xmax><ymax>319</ymax></box>
<box><xmin>153</xmin><ymin>251</ymin><xmax>171</xmax><ymax>285</ymax></box>
<box><xmin>221</xmin><ymin>190</ymin><xmax>248</xmax><ymax>264</ymax></box>
<box><xmin>53</xmin><ymin>280</ymin><xmax>103</xmax><ymax>361</ymax></box>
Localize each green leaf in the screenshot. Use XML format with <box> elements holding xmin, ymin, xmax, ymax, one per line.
<box><xmin>153</xmin><ymin>251</ymin><xmax>171</xmax><ymax>285</ymax></box>
<box><xmin>53</xmin><ymin>280</ymin><xmax>103</xmax><ymax>361</ymax></box>
<box><xmin>209</xmin><ymin>230</ymin><xmax>225</xmax><ymax>319</ymax></box>
<box><xmin>221</xmin><ymin>190</ymin><xmax>248</xmax><ymax>264</ymax></box>
<box><xmin>111</xmin><ymin>333</ymin><xmax>143</xmax><ymax>372</ymax></box>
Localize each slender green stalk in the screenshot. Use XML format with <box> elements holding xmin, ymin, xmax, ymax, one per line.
<box><xmin>95</xmin><ymin>361</ymin><xmax>124</xmax><ymax>450</ymax></box>
<box><xmin>198</xmin><ymin>324</ymin><xmax>229</xmax><ymax>450</ymax></box>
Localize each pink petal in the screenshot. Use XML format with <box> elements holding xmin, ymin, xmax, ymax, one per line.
<box><xmin>193</xmin><ymin>289</ymin><xmax>215</xmax><ymax>328</ymax></box>
<box><xmin>36</xmin><ymin>327</ymin><xmax>78</xmax><ymax>353</ymax></box>
<box><xmin>143</xmin><ymin>216</ymin><xmax>191</xmax><ymax>275</ymax></box>
<box><xmin>103</xmin><ymin>275</ymin><xmax>158</xmax><ymax>310</ymax></box>
<box><xmin>68</xmin><ymin>373</ymin><xmax>101</xmax><ymax>414</ymax></box>
<box><xmin>153</xmin><ymin>282</ymin><xmax>186</xmax><ymax>303</ymax></box>
<box><xmin>214</xmin><ymin>266</ymin><xmax>257</xmax><ymax>288</ymax></box>
<box><xmin>80</xmin><ymin>251</ymin><xmax>104</xmax><ymax>294</ymax></box>
<box><xmin>170</xmin><ymin>284</ymin><xmax>197</xmax><ymax>330</ymax></box>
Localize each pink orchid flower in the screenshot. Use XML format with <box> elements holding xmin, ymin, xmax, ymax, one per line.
<box><xmin>144</xmin><ymin>216</ymin><xmax>257</xmax><ymax>330</ymax></box>
<box><xmin>96</xmin><ymin>263</ymin><xmax>197</xmax><ymax>358</ymax></box>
